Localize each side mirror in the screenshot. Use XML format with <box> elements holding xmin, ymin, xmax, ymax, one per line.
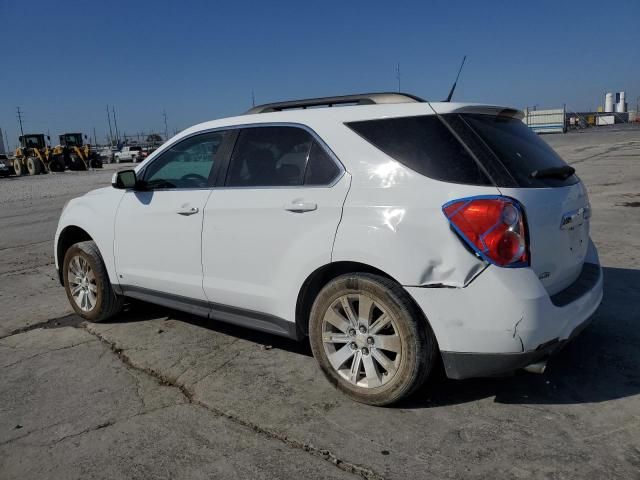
<box><xmin>112</xmin><ymin>169</ymin><xmax>138</xmax><ymax>189</ymax></box>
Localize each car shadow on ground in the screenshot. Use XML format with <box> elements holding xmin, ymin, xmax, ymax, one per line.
<box><xmin>104</xmin><ymin>266</ymin><xmax>639</xmax><ymax>408</ymax></box>
<box><xmin>109</xmin><ymin>299</ymin><xmax>313</xmax><ymax>357</ymax></box>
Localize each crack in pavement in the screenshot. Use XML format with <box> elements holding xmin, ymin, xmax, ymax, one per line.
<box><xmin>83</xmin><ymin>324</ymin><xmax>385</xmax><ymax>480</ymax></box>
<box><xmin>0</xmin><ymin>338</ymin><xmax>96</xmax><ymax>369</ymax></box>
<box><xmin>1</xmin><ymin>313</ymin><xmax>385</xmax><ymax>478</ymax></box>
<box><xmin>0</xmin><ymin>262</ymin><xmax>56</xmax><ymax>276</ymax></box>
<box><xmin>0</xmin><ymin>314</ymin><xmax>81</xmax><ymax>341</ymax></box>
<box><xmin>0</xmin><ymin>240</ymin><xmax>52</xmax><ymax>252</ymax></box>
<box><xmin>0</xmin><ymin>403</ymin><xmax>187</xmax><ymax>449</ymax></box>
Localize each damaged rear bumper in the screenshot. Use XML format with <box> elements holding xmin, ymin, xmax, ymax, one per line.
<box><xmin>405</xmin><ymin>245</ymin><xmax>603</xmax><ymax>379</ymax></box>
<box><xmin>440</xmin><ymin>311</ymin><xmax>594</xmax><ymax>379</ymax></box>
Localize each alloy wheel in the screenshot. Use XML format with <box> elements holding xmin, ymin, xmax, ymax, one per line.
<box><xmin>322</xmin><ymin>293</ymin><xmax>402</xmax><ymax>388</ymax></box>
<box><xmin>67</xmin><ymin>255</ymin><xmax>97</xmax><ymax>312</ymax></box>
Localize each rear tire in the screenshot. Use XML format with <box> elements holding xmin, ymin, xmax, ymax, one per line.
<box><xmin>309</xmin><ymin>273</ymin><xmax>437</xmax><ymax>406</ymax></box>
<box><xmin>63</xmin><ymin>241</ymin><xmax>123</xmax><ymax>322</ymax></box>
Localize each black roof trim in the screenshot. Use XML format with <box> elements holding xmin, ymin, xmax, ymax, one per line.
<box><xmin>245</xmin><ymin>92</ymin><xmax>425</xmax><ymax>114</ymax></box>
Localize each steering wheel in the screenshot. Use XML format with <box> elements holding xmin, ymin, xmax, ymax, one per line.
<box><xmin>181</xmin><ymin>173</ymin><xmax>208</xmax><ymax>187</ymax></box>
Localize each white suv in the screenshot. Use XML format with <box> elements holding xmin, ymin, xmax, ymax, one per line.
<box><xmin>55</xmin><ymin>93</ymin><xmax>603</xmax><ymax>405</ymax></box>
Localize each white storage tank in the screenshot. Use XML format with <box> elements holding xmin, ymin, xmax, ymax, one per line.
<box><xmin>616</xmin><ymin>91</ymin><xmax>627</xmax><ymax>113</ymax></box>
<box><xmin>605</xmin><ymin>92</ymin><xmax>614</xmax><ymax>112</ymax></box>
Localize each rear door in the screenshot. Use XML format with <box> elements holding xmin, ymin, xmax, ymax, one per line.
<box><xmin>201</xmin><ymin>125</ymin><xmax>349</xmax><ymax>324</ymax></box>
<box><xmin>458</xmin><ymin>113</ymin><xmax>590</xmax><ymax>294</ymax></box>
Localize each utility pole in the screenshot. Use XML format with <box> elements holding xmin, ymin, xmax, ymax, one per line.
<box><xmin>112</xmin><ymin>106</ymin><xmax>120</xmax><ymax>144</ymax></box>
<box><xmin>106</xmin><ymin>106</ymin><xmax>114</xmax><ymax>145</ymax></box>
<box><xmin>16</xmin><ymin>107</ymin><xmax>24</xmax><ymax>137</ymax></box>
<box><xmin>2</xmin><ymin>128</ymin><xmax>9</xmax><ymax>153</ymax></box>
<box><xmin>162</xmin><ymin>110</ymin><xmax>169</xmax><ymax>140</ymax></box>
<box><xmin>396</xmin><ymin>63</ymin><xmax>401</xmax><ymax>92</ymax></box>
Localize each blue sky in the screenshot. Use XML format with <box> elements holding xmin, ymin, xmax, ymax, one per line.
<box><xmin>1</xmin><ymin>0</ymin><xmax>638</xmax><ymax>147</ymax></box>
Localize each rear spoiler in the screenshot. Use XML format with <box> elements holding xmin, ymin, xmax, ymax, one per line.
<box><xmin>445</xmin><ymin>105</ymin><xmax>525</xmax><ymax>120</ymax></box>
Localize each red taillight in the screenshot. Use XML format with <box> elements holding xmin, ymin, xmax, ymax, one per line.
<box><xmin>443</xmin><ymin>196</ymin><xmax>529</xmax><ymax>267</ymax></box>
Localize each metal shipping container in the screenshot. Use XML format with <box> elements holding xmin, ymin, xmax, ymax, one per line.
<box><xmin>522</xmin><ymin>107</ymin><xmax>566</xmax><ymax>134</ymax></box>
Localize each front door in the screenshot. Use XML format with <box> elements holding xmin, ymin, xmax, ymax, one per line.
<box><xmin>114</xmin><ymin>131</ymin><xmax>230</xmax><ymax>301</ymax></box>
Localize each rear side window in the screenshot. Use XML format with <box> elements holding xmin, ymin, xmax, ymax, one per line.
<box><xmin>346</xmin><ymin>115</ymin><xmax>491</xmax><ymax>185</ymax></box>
<box><xmin>460</xmin><ymin>114</ymin><xmax>578</xmax><ymax>187</ymax></box>
<box><xmin>225</xmin><ymin>126</ymin><xmax>340</xmax><ymax>187</ymax></box>
<box><xmin>226</xmin><ymin>127</ymin><xmax>311</xmax><ymax>187</ymax></box>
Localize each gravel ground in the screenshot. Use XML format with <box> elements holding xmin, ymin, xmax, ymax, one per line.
<box><xmin>0</xmin><ymin>164</ymin><xmax>118</xmax><ymax>205</ymax></box>
<box><xmin>0</xmin><ymin>128</ymin><xmax>639</xmax><ymax>479</ymax></box>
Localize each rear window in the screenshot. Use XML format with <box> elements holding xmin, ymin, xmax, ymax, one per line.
<box><xmin>460</xmin><ymin>114</ymin><xmax>578</xmax><ymax>188</ymax></box>
<box><xmin>346</xmin><ymin>115</ymin><xmax>491</xmax><ymax>185</ymax></box>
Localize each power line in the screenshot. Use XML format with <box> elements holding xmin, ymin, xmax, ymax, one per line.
<box><xmin>162</xmin><ymin>110</ymin><xmax>169</xmax><ymax>140</ymax></box>
<box><xmin>2</xmin><ymin>128</ymin><xmax>9</xmax><ymax>153</ymax></box>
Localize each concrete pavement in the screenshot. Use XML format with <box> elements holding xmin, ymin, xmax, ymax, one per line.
<box><xmin>1</xmin><ymin>130</ymin><xmax>639</xmax><ymax>479</ymax></box>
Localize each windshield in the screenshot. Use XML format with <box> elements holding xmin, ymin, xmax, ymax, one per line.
<box><xmin>63</xmin><ymin>134</ymin><xmax>83</xmax><ymax>146</ymax></box>
<box><xmin>24</xmin><ymin>136</ymin><xmax>45</xmax><ymax>149</ymax></box>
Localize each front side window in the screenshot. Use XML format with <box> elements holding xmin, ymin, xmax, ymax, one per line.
<box><xmin>140</xmin><ymin>131</ymin><xmax>225</xmax><ymax>189</ymax></box>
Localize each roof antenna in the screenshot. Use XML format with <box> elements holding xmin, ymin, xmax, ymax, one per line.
<box><xmin>444</xmin><ymin>55</ymin><xmax>467</xmax><ymax>102</ymax></box>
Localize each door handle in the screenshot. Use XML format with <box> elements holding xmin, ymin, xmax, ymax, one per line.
<box><xmin>177</xmin><ymin>206</ymin><xmax>199</xmax><ymax>216</ymax></box>
<box><xmin>285</xmin><ymin>201</ymin><xmax>317</xmax><ymax>213</ymax></box>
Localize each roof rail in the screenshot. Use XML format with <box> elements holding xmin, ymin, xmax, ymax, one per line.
<box><xmin>245</xmin><ymin>92</ymin><xmax>425</xmax><ymax>114</ymax></box>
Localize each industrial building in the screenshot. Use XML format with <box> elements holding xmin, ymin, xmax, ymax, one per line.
<box><xmin>523</xmin><ymin>91</ymin><xmax>637</xmax><ymax>133</ymax></box>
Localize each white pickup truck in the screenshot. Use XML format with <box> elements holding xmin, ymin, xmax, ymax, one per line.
<box><xmin>114</xmin><ymin>146</ymin><xmax>143</xmax><ymax>163</ymax></box>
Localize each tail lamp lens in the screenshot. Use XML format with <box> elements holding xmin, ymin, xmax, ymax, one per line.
<box><xmin>443</xmin><ymin>196</ymin><xmax>529</xmax><ymax>267</ymax></box>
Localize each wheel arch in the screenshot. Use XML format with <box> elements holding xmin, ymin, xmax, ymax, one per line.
<box><xmin>294</xmin><ymin>261</ymin><xmax>433</xmax><ymax>340</ymax></box>
<box><xmin>56</xmin><ymin>225</ymin><xmax>93</xmax><ymax>285</ymax></box>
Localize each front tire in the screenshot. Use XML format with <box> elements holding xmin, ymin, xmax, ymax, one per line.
<box><xmin>309</xmin><ymin>273</ymin><xmax>437</xmax><ymax>406</ymax></box>
<box><xmin>13</xmin><ymin>159</ymin><xmax>24</xmax><ymax>176</ymax></box>
<box><xmin>63</xmin><ymin>241</ymin><xmax>123</xmax><ymax>322</ymax></box>
<box><xmin>49</xmin><ymin>156</ymin><xmax>65</xmax><ymax>172</ymax></box>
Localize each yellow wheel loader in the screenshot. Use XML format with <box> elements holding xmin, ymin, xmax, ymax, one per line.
<box><xmin>52</xmin><ymin>133</ymin><xmax>102</xmax><ymax>171</ymax></box>
<box><xmin>13</xmin><ymin>134</ymin><xmax>62</xmax><ymax>175</ymax></box>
